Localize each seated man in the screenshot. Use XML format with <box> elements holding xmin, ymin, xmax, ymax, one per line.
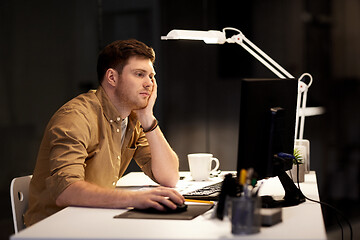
<box><xmin>24</xmin><ymin>39</ymin><xmax>184</xmax><ymax>227</ymax></box>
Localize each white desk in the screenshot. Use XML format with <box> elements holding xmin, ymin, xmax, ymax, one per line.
<box><xmin>11</xmin><ymin>172</ymin><xmax>327</xmax><ymax>240</ymax></box>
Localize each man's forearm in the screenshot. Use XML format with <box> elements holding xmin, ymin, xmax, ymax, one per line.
<box><xmin>55</xmin><ymin>180</ymin><xmax>185</xmax><ymax>211</ymax></box>
<box><xmin>56</xmin><ymin>181</ymin><xmax>132</xmax><ymax>208</ymax></box>
<box><xmin>145</xmin><ymin>126</ymin><xmax>179</xmax><ymax>188</ymax></box>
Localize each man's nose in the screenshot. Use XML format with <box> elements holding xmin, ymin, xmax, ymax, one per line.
<box><xmin>144</xmin><ymin>77</ymin><xmax>153</xmax><ymax>88</ymax></box>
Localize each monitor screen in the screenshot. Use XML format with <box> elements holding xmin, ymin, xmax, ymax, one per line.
<box><xmin>236</xmin><ymin>78</ymin><xmax>298</xmax><ymax>180</ymax></box>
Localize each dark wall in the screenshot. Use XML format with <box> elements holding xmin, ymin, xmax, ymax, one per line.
<box><xmin>1</xmin><ymin>0</ymin><xmax>359</xmax><ymax>239</ymax></box>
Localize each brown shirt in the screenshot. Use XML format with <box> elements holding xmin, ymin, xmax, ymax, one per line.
<box><xmin>24</xmin><ymin>86</ymin><xmax>155</xmax><ymax>226</ymax></box>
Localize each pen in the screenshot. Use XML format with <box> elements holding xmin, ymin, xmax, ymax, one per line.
<box><xmin>239</xmin><ymin>169</ymin><xmax>247</xmax><ymax>186</ymax></box>
<box><xmin>185</xmin><ymin>199</ymin><xmax>214</xmax><ymax>205</ymax></box>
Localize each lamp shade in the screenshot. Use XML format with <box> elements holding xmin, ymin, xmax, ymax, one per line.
<box><xmin>161</xmin><ymin>29</ymin><xmax>226</xmax><ymax>44</ymax></box>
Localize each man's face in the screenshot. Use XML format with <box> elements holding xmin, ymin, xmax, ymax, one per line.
<box><xmin>114</xmin><ymin>56</ymin><xmax>155</xmax><ymax>110</ymax></box>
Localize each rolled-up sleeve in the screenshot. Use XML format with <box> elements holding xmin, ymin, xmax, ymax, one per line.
<box><xmin>45</xmin><ymin>108</ymin><xmax>90</xmax><ymax>200</ymax></box>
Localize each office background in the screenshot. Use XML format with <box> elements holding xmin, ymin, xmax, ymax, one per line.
<box><xmin>0</xmin><ymin>0</ymin><xmax>359</xmax><ymax>239</ymax></box>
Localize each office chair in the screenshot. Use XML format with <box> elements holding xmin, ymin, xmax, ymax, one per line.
<box><xmin>10</xmin><ymin>175</ymin><xmax>32</xmax><ymax>233</ymax></box>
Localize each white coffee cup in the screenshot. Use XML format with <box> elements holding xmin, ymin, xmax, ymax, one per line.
<box><xmin>187</xmin><ymin>153</ymin><xmax>220</xmax><ymax>181</ymax></box>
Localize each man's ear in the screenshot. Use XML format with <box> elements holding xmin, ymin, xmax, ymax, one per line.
<box><xmin>104</xmin><ymin>68</ymin><xmax>118</xmax><ymax>87</ymax></box>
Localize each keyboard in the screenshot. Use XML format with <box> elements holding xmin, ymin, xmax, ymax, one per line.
<box><xmin>182</xmin><ymin>181</ymin><xmax>223</xmax><ymax>201</ymax></box>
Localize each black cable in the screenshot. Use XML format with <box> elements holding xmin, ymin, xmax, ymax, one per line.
<box><xmin>292</xmin><ymin>165</ymin><xmax>353</xmax><ymax>240</ymax></box>
<box><xmin>303</xmin><ymin>195</ymin><xmax>352</xmax><ymax>240</ymax></box>
<box><xmin>334</xmin><ymin>209</ymin><xmax>344</xmax><ymax>240</ymax></box>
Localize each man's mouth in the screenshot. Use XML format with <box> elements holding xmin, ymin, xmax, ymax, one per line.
<box><xmin>140</xmin><ymin>92</ymin><xmax>150</xmax><ymax>97</ymax></box>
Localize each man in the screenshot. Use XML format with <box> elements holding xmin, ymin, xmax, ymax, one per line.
<box><xmin>24</xmin><ymin>39</ymin><xmax>184</xmax><ymax>227</ymax></box>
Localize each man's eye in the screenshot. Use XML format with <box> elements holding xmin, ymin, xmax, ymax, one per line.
<box><xmin>136</xmin><ymin>72</ymin><xmax>144</xmax><ymax>77</ymax></box>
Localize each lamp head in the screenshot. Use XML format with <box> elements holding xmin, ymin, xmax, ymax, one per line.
<box><xmin>161</xmin><ymin>29</ymin><xmax>226</xmax><ymax>44</ymax></box>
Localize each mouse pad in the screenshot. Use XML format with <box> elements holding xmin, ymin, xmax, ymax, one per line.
<box><xmin>114</xmin><ymin>205</ymin><xmax>213</xmax><ymax>220</ymax></box>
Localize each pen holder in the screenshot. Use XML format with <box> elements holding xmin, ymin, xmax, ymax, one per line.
<box><xmin>230</xmin><ymin>196</ymin><xmax>261</xmax><ymax>235</ymax></box>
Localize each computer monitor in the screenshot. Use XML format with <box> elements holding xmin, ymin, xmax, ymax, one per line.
<box><xmin>236</xmin><ymin>78</ymin><xmax>305</xmax><ymax>207</ymax></box>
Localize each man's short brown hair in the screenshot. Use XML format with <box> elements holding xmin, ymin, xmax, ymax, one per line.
<box><xmin>96</xmin><ymin>39</ymin><xmax>155</xmax><ymax>84</ymax></box>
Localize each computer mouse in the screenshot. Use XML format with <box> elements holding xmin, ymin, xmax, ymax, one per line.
<box><xmin>136</xmin><ymin>202</ymin><xmax>188</xmax><ymax>214</ymax></box>
<box><xmin>168</xmin><ymin>203</ymin><xmax>188</xmax><ymax>213</ymax></box>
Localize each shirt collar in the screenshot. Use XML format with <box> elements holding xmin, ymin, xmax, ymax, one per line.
<box><xmin>95</xmin><ymin>86</ymin><xmax>123</xmax><ymax>123</ymax></box>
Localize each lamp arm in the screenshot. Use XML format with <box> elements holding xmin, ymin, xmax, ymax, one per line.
<box><xmin>296</xmin><ymin>73</ymin><xmax>313</xmax><ymax>140</ymax></box>
<box><xmin>299</xmin><ymin>88</ymin><xmax>308</xmax><ymax>140</ymax></box>
<box><xmin>236</xmin><ymin>40</ymin><xmax>287</xmax><ymax>79</ymax></box>
<box><xmin>223</xmin><ymin>28</ymin><xmax>316</xmax><ymax>141</ymax></box>
<box><xmin>223</xmin><ymin>28</ymin><xmax>295</xmax><ymax>79</ymax></box>
<box><xmin>295</xmin><ymin>86</ymin><xmax>302</xmax><ymax>140</ymax></box>
<box><xmin>242</xmin><ymin>36</ymin><xmax>295</xmax><ymax>79</ymax></box>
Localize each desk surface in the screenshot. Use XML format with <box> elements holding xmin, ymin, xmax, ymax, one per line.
<box><xmin>11</xmin><ymin>172</ymin><xmax>327</xmax><ymax>240</ymax></box>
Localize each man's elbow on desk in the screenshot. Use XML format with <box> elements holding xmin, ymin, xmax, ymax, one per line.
<box><xmin>151</xmin><ymin>157</ymin><xmax>180</xmax><ymax>188</ymax></box>
<box><xmin>154</xmin><ymin>172</ymin><xmax>179</xmax><ymax>188</ymax></box>
<box><xmin>55</xmin><ymin>190</ymin><xmax>71</xmax><ymax>207</ymax></box>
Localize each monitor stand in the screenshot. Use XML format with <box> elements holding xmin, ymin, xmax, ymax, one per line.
<box><xmin>261</xmin><ymin>170</ymin><xmax>306</xmax><ymax>208</ymax></box>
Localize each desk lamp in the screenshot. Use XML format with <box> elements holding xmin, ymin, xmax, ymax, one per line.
<box><xmin>161</xmin><ymin>27</ymin><xmax>323</xmax><ymax>171</ymax></box>
<box><xmin>161</xmin><ymin>27</ymin><xmax>294</xmax><ymax>79</ymax></box>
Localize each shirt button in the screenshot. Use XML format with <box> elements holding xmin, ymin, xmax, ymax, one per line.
<box><xmin>112</xmin><ymin>181</ymin><xmax>116</xmax><ymax>186</ymax></box>
<box><xmin>109</xmin><ymin>119</ymin><xmax>113</xmax><ymax>123</ymax></box>
<box><xmin>117</xmin><ymin>156</ymin><xmax>120</xmax><ymax>160</ymax></box>
<box><xmin>117</xmin><ymin>117</ymin><xmax>121</xmax><ymax>121</ymax></box>
<box><xmin>116</xmin><ymin>129</ymin><xmax>120</xmax><ymax>133</ymax></box>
